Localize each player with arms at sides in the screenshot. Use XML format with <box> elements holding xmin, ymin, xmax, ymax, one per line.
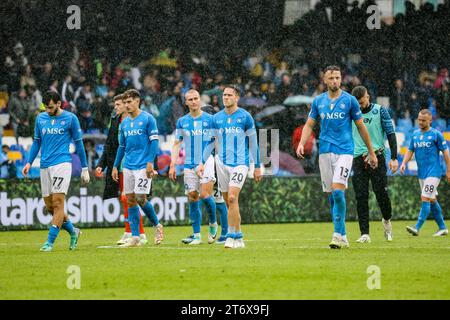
<box><xmin>214</xmin><ymin>85</ymin><xmax>262</xmax><ymax>249</ymax></box>
<box><xmin>169</xmin><ymin>89</ymin><xmax>218</xmax><ymax>245</ymax></box>
<box><xmin>296</xmin><ymin>66</ymin><xmax>378</xmax><ymax>249</ymax></box>
<box><xmin>96</xmin><ymin>94</ymin><xmax>147</xmax><ymax>245</ymax></box>
<box><xmin>22</xmin><ymin>91</ymin><xmax>90</xmax><ymax>252</ymax></box>
<box><xmin>400</xmin><ymin>109</ymin><xmax>450</xmax><ymax>236</ymax></box>
<box><xmin>112</xmin><ymin>89</ymin><xmax>164</xmax><ymax>247</ymax></box>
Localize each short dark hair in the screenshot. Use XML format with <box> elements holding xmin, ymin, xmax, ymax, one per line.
<box><xmin>223</xmin><ymin>85</ymin><xmax>241</xmax><ymax>97</ymax></box>
<box><xmin>43</xmin><ymin>91</ymin><xmax>61</xmax><ymax>106</ymax></box>
<box><xmin>323</xmin><ymin>65</ymin><xmax>341</xmax><ymax>74</ymax></box>
<box><xmin>122</xmin><ymin>89</ymin><xmax>141</xmax><ymax>100</ymax></box>
<box><xmin>351</xmin><ymin>86</ymin><xmax>367</xmax><ymax>100</ymax></box>
<box><xmin>113</xmin><ymin>93</ymin><xmax>124</xmax><ymax>101</ymax></box>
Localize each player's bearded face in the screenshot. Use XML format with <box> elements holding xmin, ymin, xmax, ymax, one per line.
<box><xmin>46</xmin><ymin>100</ymin><xmax>61</xmax><ymax>116</ymax></box>
<box><xmin>325</xmin><ymin>71</ymin><xmax>341</xmax><ymax>92</ymax></box>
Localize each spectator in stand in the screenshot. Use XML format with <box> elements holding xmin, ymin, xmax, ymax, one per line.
<box><xmin>437</xmin><ymin>81</ymin><xmax>450</xmax><ymax>125</ymax></box>
<box><xmin>20</xmin><ymin>64</ymin><xmax>36</xmax><ymax>89</ymax></box>
<box><xmin>390</xmin><ymin>79</ymin><xmax>408</xmax><ymax>120</ymax></box>
<box><xmin>36</xmin><ymin>62</ymin><xmax>55</xmax><ymax>93</ymax></box>
<box><xmin>61</xmin><ymin>75</ymin><xmax>76</xmax><ymax>111</ymax></box>
<box><xmin>25</xmin><ymin>85</ymin><xmax>42</xmax><ymax>111</ymax></box>
<box><xmin>141</xmin><ymin>96</ymin><xmax>159</xmax><ymax>118</ymax></box>
<box><xmin>8</xmin><ymin>88</ymin><xmax>34</xmax><ymax>142</ymax></box>
<box><xmin>0</xmin><ymin>145</ymin><xmax>17</xmax><ymax>178</ymax></box>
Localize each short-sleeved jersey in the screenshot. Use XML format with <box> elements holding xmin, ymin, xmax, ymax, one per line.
<box><xmin>175</xmin><ymin>112</ymin><xmax>215</xmax><ymax>169</ymax></box>
<box><xmin>213</xmin><ymin>108</ymin><xmax>257</xmax><ymax>167</ymax></box>
<box><xmin>309</xmin><ymin>91</ymin><xmax>362</xmax><ymax>155</ymax></box>
<box><xmin>408</xmin><ymin>128</ymin><xmax>448</xmax><ymax>179</ymax></box>
<box><xmin>34</xmin><ymin>110</ymin><xmax>83</xmax><ymax>168</ymax></box>
<box><xmin>118</xmin><ymin>111</ymin><xmax>159</xmax><ymax>170</ymax></box>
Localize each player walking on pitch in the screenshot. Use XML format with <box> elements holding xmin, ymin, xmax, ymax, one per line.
<box><xmin>214</xmin><ymin>85</ymin><xmax>262</xmax><ymax>249</ymax></box>
<box><xmin>169</xmin><ymin>89</ymin><xmax>218</xmax><ymax>245</ymax></box>
<box><xmin>22</xmin><ymin>91</ymin><xmax>89</xmax><ymax>252</ymax></box>
<box><xmin>400</xmin><ymin>109</ymin><xmax>450</xmax><ymax>236</ymax></box>
<box><xmin>112</xmin><ymin>89</ymin><xmax>164</xmax><ymax>247</ymax></box>
<box><xmin>297</xmin><ymin>66</ymin><xmax>378</xmax><ymax>249</ymax></box>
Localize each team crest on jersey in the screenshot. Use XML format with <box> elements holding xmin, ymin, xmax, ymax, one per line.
<box><xmin>372</xmin><ymin>108</ymin><xmax>378</xmax><ymax>114</ymax></box>
<box><xmin>340</xmin><ymin>103</ymin><xmax>345</xmax><ymax>109</ymax></box>
<box><xmin>138</xmin><ymin>122</ymin><xmax>143</xmax><ymax>126</ymax></box>
<box><xmin>203</xmin><ymin>121</ymin><xmax>208</xmax><ymax>126</ymax></box>
<box><xmin>237</xmin><ymin>118</ymin><xmax>242</xmax><ymax>123</ymax></box>
<box><xmin>60</xmin><ymin>120</ymin><xmax>66</xmax><ymax>125</ymax></box>
<box><xmin>428</xmin><ymin>136</ymin><xmax>432</xmax><ymax>140</ymax></box>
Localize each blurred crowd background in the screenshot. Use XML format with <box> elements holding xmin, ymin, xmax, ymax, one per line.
<box><xmin>1</xmin><ymin>0</ymin><xmax>449</xmax><ymax>178</ymax></box>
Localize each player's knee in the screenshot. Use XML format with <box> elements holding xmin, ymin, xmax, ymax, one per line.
<box><xmin>51</xmin><ymin>196</ymin><xmax>64</xmax><ymax>210</ymax></box>
<box><xmin>188</xmin><ymin>192</ymin><xmax>199</xmax><ymax>202</ymax></box>
<box><xmin>136</xmin><ymin>195</ymin><xmax>147</xmax><ymax>207</ymax></box>
<box><xmin>228</xmin><ymin>194</ymin><xmax>238</xmax><ymax>205</ymax></box>
<box><xmin>127</xmin><ymin>194</ymin><xmax>137</xmax><ymax>206</ymax></box>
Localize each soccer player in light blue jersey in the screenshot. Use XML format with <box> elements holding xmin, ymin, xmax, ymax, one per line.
<box><xmin>213</xmin><ymin>85</ymin><xmax>262</xmax><ymax>249</ymax></box>
<box><xmin>296</xmin><ymin>66</ymin><xmax>378</xmax><ymax>249</ymax></box>
<box><xmin>112</xmin><ymin>89</ymin><xmax>164</xmax><ymax>247</ymax></box>
<box><xmin>22</xmin><ymin>91</ymin><xmax>90</xmax><ymax>252</ymax></box>
<box><xmin>400</xmin><ymin>109</ymin><xmax>450</xmax><ymax>236</ymax></box>
<box><xmin>169</xmin><ymin>89</ymin><xmax>218</xmax><ymax>245</ymax></box>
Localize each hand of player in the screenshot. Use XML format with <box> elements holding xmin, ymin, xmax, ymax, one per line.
<box><xmin>146</xmin><ymin>163</ymin><xmax>155</xmax><ymax>179</ymax></box>
<box><xmin>296</xmin><ymin>143</ymin><xmax>305</xmax><ymax>159</ymax></box>
<box><xmin>196</xmin><ymin>163</ymin><xmax>204</xmax><ymax>178</ymax></box>
<box><xmin>399</xmin><ymin>163</ymin><xmax>406</xmax><ymax>174</ymax></box>
<box><xmin>22</xmin><ymin>163</ymin><xmax>31</xmax><ymax>177</ymax></box>
<box><xmin>95</xmin><ymin>167</ymin><xmax>103</xmax><ymax>176</ymax></box>
<box><xmin>389</xmin><ymin>159</ymin><xmax>399</xmax><ymax>173</ymax></box>
<box><xmin>169</xmin><ymin>165</ymin><xmax>176</xmax><ymax>182</ymax></box>
<box><xmin>254</xmin><ymin>167</ymin><xmax>262</xmax><ymax>182</ymax></box>
<box><xmin>368</xmin><ymin>152</ymin><xmax>378</xmax><ymax>169</ymax></box>
<box><xmin>112</xmin><ymin>167</ymin><xmax>119</xmax><ymax>182</ymax></box>
<box><xmin>81</xmin><ymin>167</ymin><xmax>90</xmax><ymax>185</ymax></box>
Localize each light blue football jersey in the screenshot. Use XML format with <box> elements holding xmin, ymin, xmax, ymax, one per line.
<box><xmin>408</xmin><ymin>128</ymin><xmax>448</xmax><ymax>179</ymax></box>
<box><xmin>213</xmin><ymin>108</ymin><xmax>259</xmax><ymax>167</ymax></box>
<box><xmin>118</xmin><ymin>111</ymin><xmax>159</xmax><ymax>170</ymax></box>
<box><xmin>33</xmin><ymin>110</ymin><xmax>83</xmax><ymax>168</ymax></box>
<box><xmin>175</xmin><ymin>112</ymin><xmax>215</xmax><ymax>169</ymax></box>
<box><xmin>309</xmin><ymin>91</ymin><xmax>362</xmax><ymax>155</ymax></box>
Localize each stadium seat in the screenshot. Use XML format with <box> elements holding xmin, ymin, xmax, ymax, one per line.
<box><xmin>7</xmin><ymin>150</ymin><xmax>22</xmax><ymax>161</ymax></box>
<box><xmin>432</xmin><ymin>118</ymin><xmax>446</xmax><ymax>132</ymax></box>
<box><xmin>443</xmin><ymin>132</ymin><xmax>450</xmax><ymax>141</ymax></box>
<box><xmin>2</xmin><ymin>136</ymin><xmax>16</xmax><ymax>147</ymax></box>
<box><xmin>0</xmin><ymin>113</ymin><xmax>9</xmax><ymax>126</ymax></box>
<box><xmin>395</xmin><ymin>132</ymin><xmax>405</xmax><ymax>148</ymax></box>
<box><xmin>18</xmin><ymin>137</ymin><xmax>33</xmax><ymax>151</ymax></box>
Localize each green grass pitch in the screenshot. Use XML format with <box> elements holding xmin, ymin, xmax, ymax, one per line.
<box><xmin>0</xmin><ymin>221</ymin><xmax>449</xmax><ymax>300</ymax></box>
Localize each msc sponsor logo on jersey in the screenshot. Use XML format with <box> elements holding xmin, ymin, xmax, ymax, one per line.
<box><xmin>190</xmin><ymin>129</ymin><xmax>209</xmax><ymax>136</ymax></box>
<box><xmin>42</xmin><ymin>128</ymin><xmax>65</xmax><ymax>135</ymax></box>
<box><xmin>321</xmin><ymin>112</ymin><xmax>345</xmax><ymax>120</ymax></box>
<box><xmin>414</xmin><ymin>141</ymin><xmax>432</xmax><ymax>148</ymax></box>
<box><xmin>124</xmin><ymin>129</ymin><xmax>144</xmax><ymax>137</ymax></box>
<box><xmin>224</xmin><ymin>127</ymin><xmax>244</xmax><ymax>134</ymax></box>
